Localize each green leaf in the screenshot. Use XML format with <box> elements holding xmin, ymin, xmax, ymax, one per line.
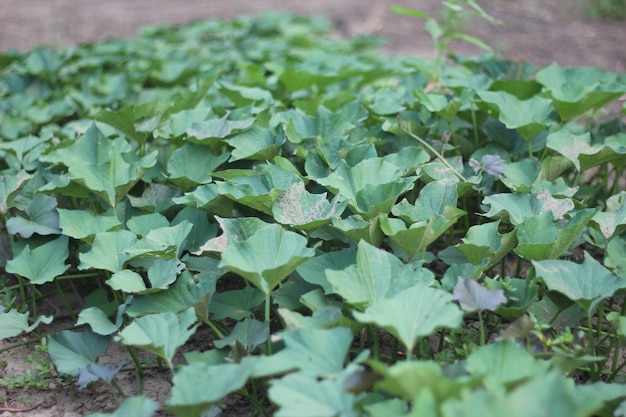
<box><xmin>94</xmin><ymin>106</ymin><xmax>147</xmax><ymax>144</ymax></box>
<box><xmin>166</xmin><ymin>357</ymin><xmax>256</xmax><ymax>417</ymax></box>
<box><xmin>106</xmin><ymin>269</ymin><xmax>149</xmax><ymax>293</ymax></box>
<box><xmin>266</xmin><ymin>327</ymin><xmax>353</xmax><ymax>378</ymax></box>
<box><xmin>42</xmin><ymin>124</ymin><xmax>157</xmax><ymax>207</ymax></box>
<box><xmin>296</xmin><ymin>248</ymin><xmax>357</xmax><ymax>293</ymax></box>
<box><xmin>381</xmin><ymin>180</ymin><xmax>466</xmax><ymax>257</ymax></box>
<box><xmin>465</xmin><ymin>339</ymin><xmax>550</xmax><ymax>391</ymax></box>
<box><xmin>316</xmin><ymin>159</ymin><xmax>416</xmax><ymax>219</ymax></box>
<box><xmin>547</xmin><ymin>129</ymin><xmax>626</xmax><ymax>172</ymax></box>
<box><xmin>533</xmin><ymin>252</ymin><xmax>626</xmax><ymax>312</ymax></box>
<box><xmin>5</xmin><ymin>235</ymin><xmax>70</xmax><ymax>284</ymax></box>
<box><xmin>477</xmin><ymin>91</ymin><xmax>553</xmax><ymax>141</ymax></box>
<box><xmin>6</xmin><ymin>194</ymin><xmax>61</xmax><ymax>238</ymax></box>
<box><xmin>482</xmin><ymin>192</ymin><xmax>574</xmax><ymax>225</ymax></box>
<box><xmin>272</xmin><ymin>182</ymin><xmax>348</xmax><ymax>231</ymax></box>
<box><xmin>216</xmin><ymin>164</ymin><xmax>303</xmax><ymax>215</ymax></box>
<box><xmin>195</xmin><ymin>216</ymin><xmax>272</xmax><ymax>254</ymax></box>
<box><xmin>173</xmin><ymin>183</ymin><xmax>232</xmax><ymax>216</ymax></box>
<box><xmin>210</xmin><ymin>286</ymin><xmax>265</xmax><ymax>320</ymax></box>
<box><xmin>213</xmin><ymin>318</ymin><xmax>268</xmax><ymax>350</ymax></box>
<box><xmin>125</xmin><ymin>221</ymin><xmax>193</xmax><ymax>259</ymax></box>
<box><xmin>126</xmin><ymin>213</ymin><xmax>170</xmax><ymax>237</ymax></box>
<box><xmin>85</xmin><ymin>396</ymin><xmax>158</xmax><ymax>417</ymax></box>
<box><xmin>115</xmin><ymin>308</ymin><xmax>198</xmax><ymax>367</ymax></box>
<box><xmin>269</xmin><ymin>373</ymin><xmax>357</xmax><ymax>417</ymax></box>
<box><xmin>167</xmin><ymin>144</ymin><xmax>229</xmax><ymax>190</ymax></box>
<box><xmin>441</xmin><ymin>371</ymin><xmax>603</xmax><ymax>417</ymax></box>
<box><xmin>606</xmin><ymin>237</ymin><xmax>626</xmax><ymax>278</ymax></box>
<box><xmin>125</xmin><ymin>269</ymin><xmax>218</xmax><ymax>318</ymax></box>
<box><xmin>593</xmin><ymin>204</ymin><xmax>626</xmax><ymax>240</ymax></box>
<box><xmin>0</xmin><ymin>171</ymin><xmax>29</xmax><ymax>214</ymax></box>
<box><xmin>186</xmin><ymin>116</ymin><xmax>255</xmax><ymax>145</ymax></box>
<box><xmin>58</xmin><ymin>209</ymin><xmax>121</xmax><ymax>242</ymax></box>
<box><xmin>353</xmin><ymin>284</ymin><xmax>463</xmax><ymax>352</ymax></box>
<box><xmin>391</xmin><ymin>5</ymin><xmax>430</xmax><ymax>18</ymax></box>
<box><xmin>536</xmin><ymin>63</ymin><xmax>626</xmax><ymax>121</ymax></box>
<box><xmin>127</xmin><ymin>183</ymin><xmax>181</xmax><ymax>213</ymax></box>
<box><xmin>48</xmin><ymin>328</ymin><xmax>109</xmax><ymax>376</ymax></box>
<box><xmin>76</xmin><ymin>307</ymin><xmax>119</xmax><ymax>336</ymax></box>
<box><xmin>375</xmin><ymin>360</ymin><xmax>474</xmax><ymax>402</ymax></box>
<box><xmin>484</xmin><ymin>277</ymin><xmax>538</xmax><ymax>320</ymax></box>
<box><xmin>78</xmin><ymin>230</ymin><xmax>138</xmax><ymax>273</ymax></box>
<box><xmin>327</xmin><ymin>241</ymin><xmax>434</xmax><ymax>309</ymax></box>
<box><xmin>515</xmin><ymin>209</ymin><xmax>598</xmax><ymax>260</ymax></box>
<box><xmin>0</xmin><ymin>310</ymin><xmax>53</xmax><ymax>340</ymax></box>
<box><xmin>330</xmin><ymin>215</ymin><xmax>384</xmax><ymax>246</ymax></box>
<box><xmin>226</xmin><ymin>126</ymin><xmax>285</xmax><ymax>162</ymax></box>
<box><xmin>219</xmin><ymin>223</ymin><xmax>315</xmax><ymax>295</ymax></box>
<box><xmin>455</xmin><ymin>221</ymin><xmax>517</xmax><ymax>276</ymax></box>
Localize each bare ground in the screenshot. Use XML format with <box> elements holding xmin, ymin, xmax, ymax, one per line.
<box><xmin>0</xmin><ymin>1</ymin><xmax>625</xmax><ymax>416</ymax></box>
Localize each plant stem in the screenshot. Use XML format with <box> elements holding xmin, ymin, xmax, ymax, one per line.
<box><xmin>0</xmin><ymin>337</ymin><xmax>40</xmax><ymax>354</ymax></box>
<box><xmin>126</xmin><ymin>346</ymin><xmax>144</xmax><ymax>394</ymax></box>
<box><xmin>54</xmin><ymin>280</ymin><xmax>77</xmax><ymax>321</ymax></box>
<box><xmin>587</xmin><ymin>308</ymin><xmax>598</xmax><ymax>381</ymax></box>
<box><xmin>241</xmin><ymin>387</ymin><xmax>272</xmax><ymax>417</ymax></box>
<box><xmin>478</xmin><ymin>310</ymin><xmax>486</xmax><ymax>346</ymax></box>
<box><xmin>373</xmin><ymin>327</ymin><xmax>380</xmax><ymax>361</ymax></box>
<box><xmin>206</xmin><ymin>320</ymin><xmax>226</xmax><ymax>340</ymax></box>
<box><xmin>398</xmin><ymin>117</ymin><xmax>467</xmax><ymax>182</ymax></box>
<box><xmin>265</xmin><ymin>293</ymin><xmax>272</xmax><ymax>356</ymax></box>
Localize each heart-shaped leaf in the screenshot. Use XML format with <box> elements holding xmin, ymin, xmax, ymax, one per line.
<box><xmin>269</xmin><ymin>373</ymin><xmax>357</xmax><ymax>417</ymax></box>
<box><xmin>166</xmin><ymin>357</ymin><xmax>257</xmax><ymax>417</ymax></box>
<box><xmin>213</xmin><ymin>318</ymin><xmax>268</xmax><ymax>350</ymax></box>
<box><xmin>48</xmin><ymin>328</ymin><xmax>110</xmax><ymax>376</ymax></box>
<box><xmin>354</xmin><ymin>284</ymin><xmax>463</xmax><ymax>352</ymax></box>
<box><xmin>536</xmin><ymin>63</ymin><xmax>626</xmax><ymax>121</ymax></box>
<box><xmin>547</xmin><ymin>129</ymin><xmax>626</xmax><ymax>172</ymax></box>
<box><xmin>533</xmin><ymin>253</ymin><xmax>626</xmax><ymax>312</ymax></box>
<box><xmin>316</xmin><ymin>158</ymin><xmax>416</xmax><ymax>219</ymax></box>
<box><xmin>6</xmin><ymin>235</ymin><xmax>70</xmax><ymax>284</ymax></box>
<box><xmin>219</xmin><ymin>223</ymin><xmax>315</xmax><ymax>295</ymax></box>
<box><xmin>115</xmin><ymin>307</ymin><xmax>198</xmax><ymax>367</ymax></box>
<box><xmin>58</xmin><ymin>209</ymin><xmax>121</xmax><ymax>242</ymax></box>
<box><xmin>477</xmin><ymin>90</ymin><xmax>553</xmax><ymax>141</ymax></box>
<box><xmin>515</xmin><ymin>209</ymin><xmax>598</xmax><ymax>260</ymax></box>
<box><xmin>6</xmin><ymin>194</ymin><xmax>61</xmax><ymax>238</ymax></box>
<box><xmin>466</xmin><ymin>339</ymin><xmax>550</xmax><ymax>391</ymax></box>
<box><xmin>78</xmin><ymin>230</ymin><xmax>138</xmax><ymax>273</ymax></box>
<box><xmin>327</xmin><ymin>240</ymin><xmax>434</xmax><ymax>309</ymax></box>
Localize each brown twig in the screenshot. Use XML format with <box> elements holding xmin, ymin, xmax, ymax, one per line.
<box><xmin>0</xmin><ymin>400</ymin><xmax>57</xmax><ymax>412</ymax></box>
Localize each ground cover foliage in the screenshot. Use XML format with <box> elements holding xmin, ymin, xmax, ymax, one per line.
<box><xmin>1</xmin><ymin>10</ymin><xmax>626</xmax><ymax>417</ymax></box>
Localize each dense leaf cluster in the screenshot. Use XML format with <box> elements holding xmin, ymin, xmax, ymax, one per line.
<box><xmin>1</xmin><ymin>12</ymin><xmax>626</xmax><ymax>417</ymax></box>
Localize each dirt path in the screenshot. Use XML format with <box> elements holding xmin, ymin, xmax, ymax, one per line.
<box><xmin>1</xmin><ymin>0</ymin><xmax>624</xmax><ymax>71</ymax></box>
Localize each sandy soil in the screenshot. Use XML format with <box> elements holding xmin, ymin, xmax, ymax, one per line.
<box><xmin>0</xmin><ymin>1</ymin><xmax>625</xmax><ymax>416</ymax></box>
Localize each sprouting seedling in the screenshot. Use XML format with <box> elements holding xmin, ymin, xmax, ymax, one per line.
<box><xmin>392</xmin><ymin>1</ymin><xmax>503</xmax><ymax>77</ymax></box>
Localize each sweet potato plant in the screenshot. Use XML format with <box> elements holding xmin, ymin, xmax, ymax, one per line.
<box><xmin>1</xmin><ymin>12</ymin><xmax>626</xmax><ymax>417</ymax></box>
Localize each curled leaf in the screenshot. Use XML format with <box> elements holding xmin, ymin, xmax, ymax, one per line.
<box><xmin>453</xmin><ymin>279</ymin><xmax>507</xmax><ymax>312</ymax></box>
